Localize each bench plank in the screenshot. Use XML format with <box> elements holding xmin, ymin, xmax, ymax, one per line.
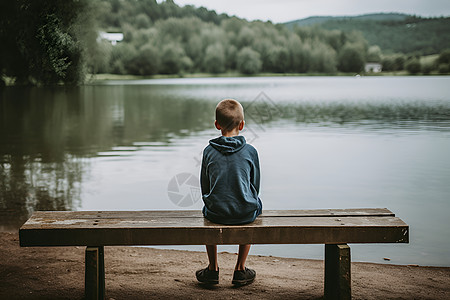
<box><xmin>20</xmin><ymin>210</ymin><xmax>408</xmax><ymax>247</ymax></box>
<box><xmin>18</xmin><ymin>208</ymin><xmax>395</xmax><ymax>220</ymax></box>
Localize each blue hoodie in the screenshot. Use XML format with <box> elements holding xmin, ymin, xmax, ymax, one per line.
<box><xmin>200</xmin><ymin>135</ymin><xmax>262</xmax><ymax>225</ymax></box>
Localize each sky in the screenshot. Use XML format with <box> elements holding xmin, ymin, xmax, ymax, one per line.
<box><xmin>173</xmin><ymin>0</ymin><xmax>450</xmax><ymax>23</ymax></box>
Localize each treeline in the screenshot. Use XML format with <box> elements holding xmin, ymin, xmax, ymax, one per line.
<box><xmin>91</xmin><ymin>0</ymin><xmax>374</xmax><ymax>76</ymax></box>
<box><xmin>317</xmin><ymin>16</ymin><xmax>450</xmax><ymax>56</ymax></box>
<box><xmin>2</xmin><ymin>0</ymin><xmax>449</xmax><ymax>86</ymax></box>
<box><xmin>298</xmin><ymin>15</ymin><xmax>450</xmax><ymax>73</ymax></box>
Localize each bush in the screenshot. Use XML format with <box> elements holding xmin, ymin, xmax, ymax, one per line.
<box><xmin>421</xmin><ymin>63</ymin><xmax>434</xmax><ymax>74</ymax></box>
<box><xmin>203</xmin><ymin>43</ymin><xmax>226</xmax><ymax>73</ymax></box>
<box><xmin>127</xmin><ymin>43</ymin><xmax>159</xmax><ymax>75</ymax></box>
<box><xmin>437</xmin><ymin>49</ymin><xmax>450</xmax><ymax>74</ymax></box>
<box><xmin>437</xmin><ymin>49</ymin><xmax>450</xmax><ymax>65</ymax></box>
<box><xmin>160</xmin><ymin>43</ymin><xmax>187</xmax><ymax>74</ymax></box>
<box><xmin>405</xmin><ymin>58</ymin><xmax>421</xmax><ymax>74</ymax></box>
<box><xmin>338</xmin><ymin>44</ymin><xmax>365</xmax><ymax>73</ymax></box>
<box><xmin>438</xmin><ymin>63</ymin><xmax>449</xmax><ymax>74</ymax></box>
<box><xmin>236</xmin><ymin>47</ymin><xmax>262</xmax><ymax>74</ymax></box>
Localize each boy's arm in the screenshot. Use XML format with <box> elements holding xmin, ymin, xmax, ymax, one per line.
<box><xmin>251</xmin><ymin>151</ymin><xmax>261</xmax><ymax>194</ymax></box>
<box><xmin>200</xmin><ymin>151</ymin><xmax>210</xmax><ymax>195</ymax></box>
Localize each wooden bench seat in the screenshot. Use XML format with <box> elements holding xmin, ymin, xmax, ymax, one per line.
<box><xmin>19</xmin><ymin>208</ymin><xmax>409</xmax><ymax>300</ymax></box>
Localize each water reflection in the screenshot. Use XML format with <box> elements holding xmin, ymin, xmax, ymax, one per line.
<box><xmin>1</xmin><ymin>77</ymin><xmax>450</xmax><ymax>237</ymax></box>
<box><xmin>0</xmin><ymin>85</ymin><xmax>217</xmax><ymax>228</ymax></box>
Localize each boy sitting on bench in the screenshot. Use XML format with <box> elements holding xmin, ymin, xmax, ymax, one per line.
<box><xmin>196</xmin><ymin>99</ymin><xmax>263</xmax><ymax>286</ymax></box>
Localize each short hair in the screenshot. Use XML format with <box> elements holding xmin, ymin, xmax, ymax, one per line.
<box><xmin>215</xmin><ymin>99</ymin><xmax>244</xmax><ymax>132</ymax></box>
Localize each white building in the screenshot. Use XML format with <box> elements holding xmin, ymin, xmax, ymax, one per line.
<box><xmin>365</xmin><ymin>63</ymin><xmax>382</xmax><ymax>73</ymax></box>
<box><xmin>98</xmin><ymin>32</ymin><xmax>124</xmax><ymax>45</ymax></box>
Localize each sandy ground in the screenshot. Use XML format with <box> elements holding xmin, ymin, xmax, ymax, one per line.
<box><xmin>1</xmin><ymin>232</ymin><xmax>449</xmax><ymax>300</ymax></box>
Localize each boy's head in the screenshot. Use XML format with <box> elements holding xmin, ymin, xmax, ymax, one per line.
<box><xmin>215</xmin><ymin>99</ymin><xmax>244</xmax><ymax>134</ymax></box>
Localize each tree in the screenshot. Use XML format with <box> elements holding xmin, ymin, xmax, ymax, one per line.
<box><xmin>236</xmin><ymin>27</ymin><xmax>255</xmax><ymax>48</ymax></box>
<box><xmin>134</xmin><ymin>13</ymin><xmax>152</xmax><ymax>29</ymax></box>
<box><xmin>236</xmin><ymin>47</ymin><xmax>262</xmax><ymax>74</ymax></box>
<box><xmin>81</xmin><ymin>0</ymin><xmax>377</xmax><ymax>77</ymax></box>
<box><xmin>265</xmin><ymin>46</ymin><xmax>290</xmax><ymax>73</ymax></box>
<box><xmin>203</xmin><ymin>43</ymin><xmax>226</xmax><ymax>74</ymax></box>
<box><xmin>309</xmin><ymin>42</ymin><xmax>337</xmax><ymax>73</ymax></box>
<box><xmin>367</xmin><ymin>45</ymin><xmax>382</xmax><ymax>62</ymax></box>
<box><xmin>437</xmin><ymin>49</ymin><xmax>450</xmax><ymax>73</ymax></box>
<box><xmin>127</xmin><ymin>43</ymin><xmax>160</xmax><ymax>75</ymax></box>
<box><xmin>337</xmin><ymin>43</ymin><xmax>365</xmax><ymax>73</ymax></box>
<box><xmin>109</xmin><ymin>43</ymin><xmax>136</xmax><ymax>74</ymax></box>
<box><xmin>405</xmin><ymin>58</ymin><xmax>421</xmax><ymax>74</ymax></box>
<box><xmin>160</xmin><ymin>43</ymin><xmax>188</xmax><ymax>74</ymax></box>
<box><xmin>437</xmin><ymin>49</ymin><xmax>450</xmax><ymax>65</ymax></box>
<box><xmin>0</xmin><ymin>0</ymin><xmax>95</xmax><ymax>85</ymax></box>
<box><xmin>381</xmin><ymin>54</ymin><xmax>405</xmax><ymax>71</ymax></box>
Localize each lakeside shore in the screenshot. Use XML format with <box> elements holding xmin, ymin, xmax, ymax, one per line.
<box><xmin>2</xmin><ymin>72</ymin><xmax>447</xmax><ymax>86</ymax></box>
<box><xmin>1</xmin><ymin>232</ymin><xmax>449</xmax><ymax>299</ymax></box>
<box><xmin>87</xmin><ymin>71</ymin><xmax>448</xmax><ymax>83</ymax></box>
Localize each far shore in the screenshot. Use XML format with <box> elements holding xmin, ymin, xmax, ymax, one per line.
<box><xmin>2</xmin><ymin>71</ymin><xmax>447</xmax><ymax>87</ymax></box>
<box><xmin>86</xmin><ymin>71</ymin><xmax>448</xmax><ymax>83</ymax></box>
<box><xmin>1</xmin><ymin>231</ymin><xmax>449</xmax><ymax>299</ymax></box>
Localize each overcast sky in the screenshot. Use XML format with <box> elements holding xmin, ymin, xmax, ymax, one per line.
<box><xmin>173</xmin><ymin>0</ymin><xmax>450</xmax><ymax>23</ymax></box>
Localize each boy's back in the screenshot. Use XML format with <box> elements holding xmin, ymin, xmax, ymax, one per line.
<box><xmin>201</xmin><ymin>135</ymin><xmax>261</xmax><ymax>225</ymax></box>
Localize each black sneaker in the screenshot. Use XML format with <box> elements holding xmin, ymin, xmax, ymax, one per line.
<box><xmin>196</xmin><ymin>267</ymin><xmax>219</xmax><ymax>284</ymax></box>
<box><xmin>232</xmin><ymin>267</ymin><xmax>256</xmax><ymax>286</ymax></box>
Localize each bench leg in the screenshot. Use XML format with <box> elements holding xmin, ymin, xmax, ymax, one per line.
<box><xmin>85</xmin><ymin>246</ymin><xmax>105</xmax><ymax>300</ymax></box>
<box><xmin>324</xmin><ymin>244</ymin><xmax>351</xmax><ymax>300</ymax></box>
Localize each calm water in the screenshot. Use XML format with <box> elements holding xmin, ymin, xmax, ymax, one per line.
<box><xmin>1</xmin><ymin>76</ymin><xmax>450</xmax><ymax>266</ymax></box>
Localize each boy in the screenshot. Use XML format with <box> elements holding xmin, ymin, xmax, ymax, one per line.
<box><xmin>196</xmin><ymin>99</ymin><xmax>262</xmax><ymax>286</ymax></box>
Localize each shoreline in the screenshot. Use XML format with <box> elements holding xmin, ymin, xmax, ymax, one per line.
<box><xmin>2</xmin><ymin>72</ymin><xmax>447</xmax><ymax>87</ymax></box>
<box><xmin>87</xmin><ymin>71</ymin><xmax>447</xmax><ymax>83</ymax></box>
<box><xmin>1</xmin><ymin>232</ymin><xmax>449</xmax><ymax>299</ymax></box>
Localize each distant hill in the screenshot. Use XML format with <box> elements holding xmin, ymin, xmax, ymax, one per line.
<box><xmin>284</xmin><ymin>13</ymin><xmax>450</xmax><ymax>55</ymax></box>
<box><xmin>284</xmin><ymin>13</ymin><xmax>409</xmax><ymax>28</ymax></box>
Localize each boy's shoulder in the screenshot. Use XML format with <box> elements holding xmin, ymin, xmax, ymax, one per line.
<box><xmin>203</xmin><ymin>140</ymin><xmax>258</xmax><ymax>156</ymax></box>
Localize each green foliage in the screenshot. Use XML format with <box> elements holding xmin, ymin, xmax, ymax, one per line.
<box><xmin>438</xmin><ymin>64</ymin><xmax>449</xmax><ymax>74</ymax></box>
<box><xmin>405</xmin><ymin>58</ymin><xmax>422</xmax><ymax>74</ymax></box>
<box><xmin>437</xmin><ymin>49</ymin><xmax>450</xmax><ymax>65</ymax></box>
<box><xmin>237</xmin><ymin>47</ymin><xmax>262</xmax><ymax>74</ymax></box>
<box><xmin>0</xmin><ymin>0</ymin><xmax>96</xmax><ymax>85</ymax></box>
<box><xmin>127</xmin><ymin>43</ymin><xmax>160</xmax><ymax>75</ymax></box>
<box><xmin>2</xmin><ymin>2</ymin><xmax>448</xmax><ymax>84</ymax></box>
<box><xmin>437</xmin><ymin>49</ymin><xmax>450</xmax><ymax>73</ymax></box>
<box><xmin>367</xmin><ymin>46</ymin><xmax>382</xmax><ymax>62</ymax></box>
<box><xmin>294</xmin><ymin>15</ymin><xmax>450</xmax><ymax>56</ymax></box>
<box><xmin>160</xmin><ymin>43</ymin><xmax>190</xmax><ymax>74</ymax></box>
<box><xmin>92</xmin><ymin>1</ymin><xmax>374</xmax><ymax>76</ymax></box>
<box><xmin>204</xmin><ymin>44</ymin><xmax>226</xmax><ymax>74</ymax></box>
<box><xmin>88</xmin><ymin>0</ymin><xmax>387</xmax><ymax>76</ymax></box>
<box><xmin>338</xmin><ymin>44</ymin><xmax>365</xmax><ymax>73</ymax></box>
<box><xmin>381</xmin><ymin>54</ymin><xmax>406</xmax><ymax>71</ymax></box>
<box><xmin>91</xmin><ymin>1</ymin><xmax>450</xmax><ymax>76</ymax></box>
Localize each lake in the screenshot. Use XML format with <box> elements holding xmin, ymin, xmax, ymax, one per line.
<box><xmin>1</xmin><ymin>76</ymin><xmax>450</xmax><ymax>266</ymax></box>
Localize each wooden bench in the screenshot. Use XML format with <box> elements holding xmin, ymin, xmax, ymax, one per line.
<box><xmin>19</xmin><ymin>208</ymin><xmax>408</xmax><ymax>300</ymax></box>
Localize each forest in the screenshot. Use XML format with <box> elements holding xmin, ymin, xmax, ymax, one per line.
<box><xmin>90</xmin><ymin>0</ymin><xmax>371</xmax><ymax>76</ymax></box>
<box><xmin>287</xmin><ymin>14</ymin><xmax>450</xmax><ymax>56</ymax></box>
<box><xmin>1</xmin><ymin>0</ymin><xmax>449</xmax><ymax>86</ymax></box>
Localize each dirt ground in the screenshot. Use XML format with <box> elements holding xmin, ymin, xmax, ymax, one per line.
<box><xmin>1</xmin><ymin>231</ymin><xmax>449</xmax><ymax>299</ymax></box>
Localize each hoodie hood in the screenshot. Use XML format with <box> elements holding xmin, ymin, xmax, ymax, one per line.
<box><xmin>209</xmin><ymin>136</ymin><xmax>246</xmax><ymax>154</ymax></box>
